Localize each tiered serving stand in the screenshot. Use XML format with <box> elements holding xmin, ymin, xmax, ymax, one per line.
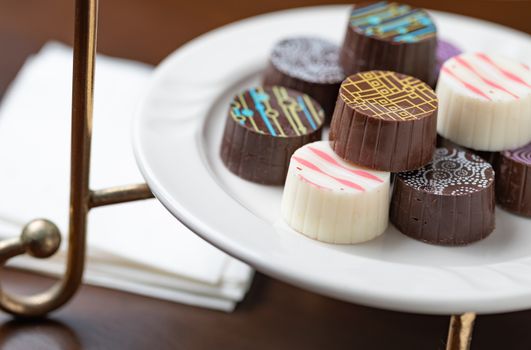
<box><xmin>0</xmin><ymin>1</ymin><xmax>480</xmax><ymax>348</ymax></box>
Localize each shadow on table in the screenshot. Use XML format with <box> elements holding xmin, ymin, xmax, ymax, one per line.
<box><xmin>0</xmin><ymin>318</ymin><xmax>81</xmax><ymax>349</ymax></box>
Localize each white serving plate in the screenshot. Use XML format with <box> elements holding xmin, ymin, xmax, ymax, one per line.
<box><xmin>133</xmin><ymin>5</ymin><xmax>531</xmax><ymax>315</ymax></box>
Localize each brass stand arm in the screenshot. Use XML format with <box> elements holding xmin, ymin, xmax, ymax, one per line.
<box><xmin>446</xmin><ymin>312</ymin><xmax>477</xmax><ymax>350</ymax></box>
<box><xmin>0</xmin><ymin>0</ymin><xmax>98</xmax><ymax>317</ymax></box>
<box><xmin>0</xmin><ymin>238</ymin><xmax>26</xmax><ymax>263</ymax></box>
<box><xmin>90</xmin><ymin>184</ymin><xmax>153</xmax><ymax>208</ymax></box>
<box><xmin>0</xmin><ymin>0</ymin><xmax>155</xmax><ymax>317</ymax></box>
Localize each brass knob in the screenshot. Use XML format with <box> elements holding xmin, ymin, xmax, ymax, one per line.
<box><xmin>21</xmin><ymin>219</ymin><xmax>61</xmax><ymax>258</ymax></box>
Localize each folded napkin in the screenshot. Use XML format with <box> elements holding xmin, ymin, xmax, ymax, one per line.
<box><xmin>0</xmin><ymin>42</ymin><xmax>253</xmax><ymax>311</ymax></box>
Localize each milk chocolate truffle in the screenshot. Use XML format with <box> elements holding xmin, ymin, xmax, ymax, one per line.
<box><xmin>495</xmin><ymin>143</ymin><xmax>531</xmax><ymax>216</ymax></box>
<box><xmin>437</xmin><ymin>52</ymin><xmax>531</xmax><ymax>151</ymax></box>
<box><xmin>340</xmin><ymin>2</ymin><xmax>437</xmax><ymax>87</ymax></box>
<box><xmin>220</xmin><ymin>86</ymin><xmax>324</xmax><ymax>185</ymax></box>
<box><xmin>263</xmin><ymin>37</ymin><xmax>345</xmax><ymax>121</ymax></box>
<box><xmin>281</xmin><ymin>141</ymin><xmax>390</xmax><ymax>244</ymax></box>
<box><xmin>391</xmin><ymin>147</ymin><xmax>495</xmax><ymax>246</ymax></box>
<box><xmin>330</xmin><ymin>71</ymin><xmax>438</xmax><ymax>172</ymax></box>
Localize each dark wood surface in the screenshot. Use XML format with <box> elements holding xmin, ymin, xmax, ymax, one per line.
<box><xmin>0</xmin><ymin>1</ymin><xmax>531</xmax><ymax>349</ymax></box>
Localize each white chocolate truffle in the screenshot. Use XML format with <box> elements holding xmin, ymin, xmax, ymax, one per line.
<box><xmin>436</xmin><ymin>52</ymin><xmax>531</xmax><ymax>151</ymax></box>
<box><xmin>281</xmin><ymin>141</ymin><xmax>390</xmax><ymax>244</ymax></box>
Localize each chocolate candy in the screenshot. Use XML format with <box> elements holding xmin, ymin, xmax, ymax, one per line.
<box><xmin>391</xmin><ymin>147</ymin><xmax>495</xmax><ymax>246</ymax></box>
<box><xmin>281</xmin><ymin>141</ymin><xmax>390</xmax><ymax>244</ymax></box>
<box><xmin>437</xmin><ymin>52</ymin><xmax>531</xmax><ymax>151</ymax></box>
<box><xmin>263</xmin><ymin>37</ymin><xmax>345</xmax><ymax>122</ymax></box>
<box><xmin>340</xmin><ymin>2</ymin><xmax>437</xmax><ymax>87</ymax></box>
<box><xmin>495</xmin><ymin>143</ymin><xmax>531</xmax><ymax>216</ymax></box>
<box><xmin>435</xmin><ymin>39</ymin><xmax>461</xmax><ymax>83</ymax></box>
<box><xmin>329</xmin><ymin>71</ymin><xmax>438</xmax><ymax>172</ymax></box>
<box><xmin>437</xmin><ymin>134</ymin><xmax>496</xmax><ymax>164</ymax></box>
<box><xmin>220</xmin><ymin>86</ymin><xmax>324</xmax><ymax>185</ymax></box>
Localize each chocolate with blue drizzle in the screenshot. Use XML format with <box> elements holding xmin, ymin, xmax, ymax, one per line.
<box><xmin>221</xmin><ymin>86</ymin><xmax>324</xmax><ymax>185</ymax></box>
<box><xmin>340</xmin><ymin>1</ymin><xmax>438</xmax><ymax>87</ymax></box>
<box><xmin>350</xmin><ymin>1</ymin><xmax>435</xmax><ymax>43</ymax></box>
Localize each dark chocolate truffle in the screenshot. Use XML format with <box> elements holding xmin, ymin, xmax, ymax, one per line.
<box><xmin>495</xmin><ymin>143</ymin><xmax>531</xmax><ymax>217</ymax></box>
<box><xmin>340</xmin><ymin>1</ymin><xmax>437</xmax><ymax>87</ymax></box>
<box><xmin>391</xmin><ymin>147</ymin><xmax>495</xmax><ymax>246</ymax></box>
<box><xmin>263</xmin><ymin>37</ymin><xmax>345</xmax><ymax>122</ymax></box>
<box><xmin>220</xmin><ymin>86</ymin><xmax>324</xmax><ymax>185</ymax></box>
<box><xmin>329</xmin><ymin>70</ymin><xmax>438</xmax><ymax>172</ymax></box>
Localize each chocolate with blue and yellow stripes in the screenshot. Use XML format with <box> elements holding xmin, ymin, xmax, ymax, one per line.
<box><xmin>229</xmin><ymin>86</ymin><xmax>324</xmax><ymax>137</ymax></box>
<box><xmin>339</xmin><ymin>1</ymin><xmax>438</xmax><ymax>86</ymax></box>
<box><xmin>221</xmin><ymin>86</ymin><xmax>325</xmax><ymax>185</ymax></box>
<box><xmin>349</xmin><ymin>1</ymin><xmax>436</xmax><ymax>43</ymax></box>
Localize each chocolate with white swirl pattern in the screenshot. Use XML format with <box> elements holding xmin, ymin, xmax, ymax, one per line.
<box><xmin>268</xmin><ymin>37</ymin><xmax>344</xmax><ymax>84</ymax></box>
<box><xmin>263</xmin><ymin>37</ymin><xmax>345</xmax><ymax>121</ymax></box>
<box><xmin>390</xmin><ymin>146</ymin><xmax>496</xmax><ymax>246</ymax></box>
<box><xmin>398</xmin><ymin>147</ymin><xmax>494</xmax><ymax>196</ymax></box>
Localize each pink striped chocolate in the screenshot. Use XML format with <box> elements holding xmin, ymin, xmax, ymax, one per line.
<box><xmin>287</xmin><ymin>141</ymin><xmax>387</xmax><ymax>194</ymax></box>
<box><xmin>439</xmin><ymin>52</ymin><xmax>531</xmax><ymax>101</ymax></box>
<box><xmin>436</xmin><ymin>52</ymin><xmax>531</xmax><ymax>152</ymax></box>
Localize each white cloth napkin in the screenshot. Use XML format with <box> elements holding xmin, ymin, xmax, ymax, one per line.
<box><xmin>0</xmin><ymin>42</ymin><xmax>253</xmax><ymax>312</ymax></box>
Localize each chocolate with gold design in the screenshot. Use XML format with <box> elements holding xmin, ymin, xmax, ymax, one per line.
<box><xmin>263</xmin><ymin>37</ymin><xmax>345</xmax><ymax>122</ymax></box>
<box><xmin>220</xmin><ymin>86</ymin><xmax>324</xmax><ymax>184</ymax></box>
<box><xmin>340</xmin><ymin>1</ymin><xmax>437</xmax><ymax>87</ymax></box>
<box><xmin>391</xmin><ymin>147</ymin><xmax>495</xmax><ymax>246</ymax></box>
<box><xmin>330</xmin><ymin>71</ymin><xmax>438</xmax><ymax>172</ymax></box>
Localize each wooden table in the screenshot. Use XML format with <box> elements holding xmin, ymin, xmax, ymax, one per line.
<box><xmin>0</xmin><ymin>1</ymin><xmax>530</xmax><ymax>349</ymax></box>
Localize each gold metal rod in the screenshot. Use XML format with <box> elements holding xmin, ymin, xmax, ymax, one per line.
<box><xmin>89</xmin><ymin>183</ymin><xmax>154</xmax><ymax>208</ymax></box>
<box><xmin>446</xmin><ymin>313</ymin><xmax>476</xmax><ymax>350</ymax></box>
<box><xmin>0</xmin><ymin>219</ymin><xmax>61</xmax><ymax>263</ymax></box>
<box><xmin>0</xmin><ymin>238</ymin><xmax>25</xmax><ymax>263</ymax></box>
<box><xmin>0</xmin><ymin>0</ymin><xmax>98</xmax><ymax>317</ymax></box>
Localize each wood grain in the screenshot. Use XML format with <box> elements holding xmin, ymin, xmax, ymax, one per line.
<box><xmin>0</xmin><ymin>1</ymin><xmax>530</xmax><ymax>349</ymax></box>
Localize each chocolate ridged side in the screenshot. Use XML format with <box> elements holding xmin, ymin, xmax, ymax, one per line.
<box><xmin>495</xmin><ymin>151</ymin><xmax>531</xmax><ymax>216</ymax></box>
<box><xmin>263</xmin><ymin>64</ymin><xmax>340</xmax><ymax>123</ymax></box>
<box><xmin>390</xmin><ymin>171</ymin><xmax>495</xmax><ymax>246</ymax></box>
<box><xmin>220</xmin><ymin>86</ymin><xmax>325</xmax><ymax>185</ymax></box>
<box><xmin>220</xmin><ymin>118</ymin><xmax>321</xmax><ymax>185</ymax></box>
<box><xmin>340</xmin><ymin>4</ymin><xmax>437</xmax><ymax>87</ymax></box>
<box><xmin>329</xmin><ymin>72</ymin><xmax>438</xmax><ymax>172</ymax></box>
